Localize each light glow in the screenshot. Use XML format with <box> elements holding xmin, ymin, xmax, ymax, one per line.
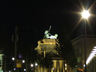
<box><xmin>94</xmin><ymin>46</ymin><xmax>96</xmax><ymax>49</ymax></box>
<box><xmin>86</xmin><ymin>46</ymin><xmax>96</xmax><ymax>65</ymax></box>
<box><xmin>83</xmin><ymin>64</ymin><xmax>85</xmax><ymax>67</ymax></box>
<box><xmin>22</xmin><ymin>60</ymin><xmax>25</xmax><ymax>63</ymax></box>
<box><xmin>35</xmin><ymin>62</ymin><xmax>38</xmax><ymax>66</ymax></box>
<box><xmin>65</xmin><ymin>64</ymin><xmax>67</xmax><ymax>70</ymax></box>
<box><xmin>30</xmin><ymin>64</ymin><xmax>34</xmax><ymax>67</ymax></box>
<box><xmin>13</xmin><ymin>68</ymin><xmax>16</xmax><ymax>71</ymax></box>
<box><xmin>81</xmin><ymin>10</ymin><xmax>90</xmax><ymax>19</ymax></box>
<box><xmin>24</xmin><ymin>69</ymin><xmax>26</xmax><ymax>71</ymax></box>
<box><xmin>9</xmin><ymin>71</ymin><xmax>11</xmax><ymax>72</ymax></box>
<box><xmin>12</xmin><ymin>57</ymin><xmax>15</xmax><ymax>61</ymax></box>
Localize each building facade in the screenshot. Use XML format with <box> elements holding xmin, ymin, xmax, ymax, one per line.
<box><xmin>35</xmin><ymin>38</ymin><xmax>73</xmax><ymax>72</ymax></box>
<box><xmin>71</xmin><ymin>35</ymin><xmax>96</xmax><ymax>72</ymax></box>
<box><xmin>35</xmin><ymin>59</ymin><xmax>73</xmax><ymax>72</ymax></box>
<box><xmin>0</xmin><ymin>51</ymin><xmax>4</xmax><ymax>72</ymax></box>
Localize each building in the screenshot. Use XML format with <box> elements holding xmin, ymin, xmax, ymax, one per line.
<box><xmin>71</xmin><ymin>35</ymin><xmax>96</xmax><ymax>72</ymax></box>
<box><xmin>35</xmin><ymin>38</ymin><xmax>73</xmax><ymax>72</ymax></box>
<box><xmin>0</xmin><ymin>50</ymin><xmax>4</xmax><ymax>72</ymax></box>
<box><xmin>33</xmin><ymin>27</ymin><xmax>74</xmax><ymax>72</ymax></box>
<box><xmin>35</xmin><ymin>39</ymin><xmax>58</xmax><ymax>56</ymax></box>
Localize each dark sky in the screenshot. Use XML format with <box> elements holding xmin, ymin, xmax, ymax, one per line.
<box><xmin>1</xmin><ymin>0</ymin><xmax>96</xmax><ymax>57</ymax></box>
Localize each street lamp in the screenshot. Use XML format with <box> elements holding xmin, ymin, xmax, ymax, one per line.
<box><xmin>35</xmin><ymin>62</ymin><xmax>38</xmax><ymax>66</ymax></box>
<box><xmin>24</xmin><ymin>69</ymin><xmax>26</xmax><ymax>72</ymax></box>
<box><xmin>80</xmin><ymin>9</ymin><xmax>91</xmax><ymax>72</ymax></box>
<box><xmin>30</xmin><ymin>64</ymin><xmax>34</xmax><ymax>67</ymax></box>
<box><xmin>12</xmin><ymin>57</ymin><xmax>15</xmax><ymax>61</ymax></box>
<box><xmin>22</xmin><ymin>60</ymin><xmax>25</xmax><ymax>63</ymax></box>
<box><xmin>81</xmin><ymin>10</ymin><xmax>90</xmax><ymax>19</ymax></box>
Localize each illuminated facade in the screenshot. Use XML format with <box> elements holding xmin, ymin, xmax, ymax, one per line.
<box><xmin>35</xmin><ymin>39</ymin><xmax>58</xmax><ymax>55</ymax></box>
<box><xmin>35</xmin><ymin>59</ymin><xmax>73</xmax><ymax>72</ymax></box>
<box><xmin>35</xmin><ymin>38</ymin><xmax>73</xmax><ymax>72</ymax></box>
<box><xmin>0</xmin><ymin>53</ymin><xmax>3</xmax><ymax>72</ymax></box>
<box><xmin>34</xmin><ymin>27</ymin><xmax>73</xmax><ymax>72</ymax></box>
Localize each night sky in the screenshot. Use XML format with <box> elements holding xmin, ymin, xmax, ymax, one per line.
<box><xmin>1</xmin><ymin>0</ymin><xmax>96</xmax><ymax>58</ymax></box>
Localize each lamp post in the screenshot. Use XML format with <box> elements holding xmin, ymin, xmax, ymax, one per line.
<box><xmin>80</xmin><ymin>9</ymin><xmax>91</xmax><ymax>72</ymax></box>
